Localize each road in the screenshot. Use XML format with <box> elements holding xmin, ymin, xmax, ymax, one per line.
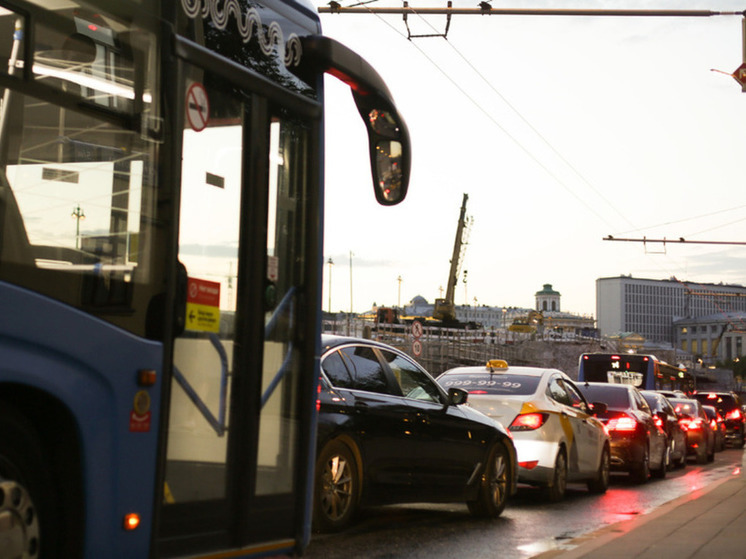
<box><xmin>304</xmin><ymin>447</ymin><xmax>745</xmax><ymax>559</ymax></box>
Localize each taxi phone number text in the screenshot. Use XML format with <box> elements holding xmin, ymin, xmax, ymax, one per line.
<box><xmin>442</xmin><ymin>380</ymin><xmax>521</xmax><ymax>389</ymax></box>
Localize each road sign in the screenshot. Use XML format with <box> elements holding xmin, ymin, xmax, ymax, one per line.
<box><xmin>411</xmin><ymin>320</ymin><xmax>423</xmax><ymax>339</ymax></box>
<box><xmin>733</xmin><ymin>63</ymin><xmax>746</xmax><ymax>90</ymax></box>
<box><xmin>186</xmin><ymin>82</ymin><xmax>210</xmax><ymax>131</ymax></box>
<box><xmin>412</xmin><ymin>339</ymin><xmax>422</xmax><ymax>357</ymax></box>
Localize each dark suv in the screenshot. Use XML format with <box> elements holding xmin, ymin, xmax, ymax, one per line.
<box><xmin>692</xmin><ymin>392</ymin><xmax>745</xmax><ymax>448</ymax></box>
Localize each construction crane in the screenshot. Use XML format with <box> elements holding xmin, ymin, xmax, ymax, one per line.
<box><xmin>433</xmin><ymin>192</ymin><xmax>471</xmax><ymax>323</ymax></box>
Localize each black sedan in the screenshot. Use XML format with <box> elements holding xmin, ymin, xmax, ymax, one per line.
<box><xmin>668</xmin><ymin>398</ymin><xmax>716</xmax><ymax>464</ymax></box>
<box><xmin>642</xmin><ymin>390</ymin><xmax>687</xmax><ymax>469</ymax></box>
<box><xmin>577</xmin><ymin>383</ymin><xmax>668</xmax><ymax>483</ymax></box>
<box><xmin>314</xmin><ymin>335</ymin><xmax>518</xmax><ymax>531</ymax></box>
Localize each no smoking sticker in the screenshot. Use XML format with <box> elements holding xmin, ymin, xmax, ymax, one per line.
<box><xmin>186</xmin><ymin>82</ymin><xmax>209</xmax><ymax>132</ymax></box>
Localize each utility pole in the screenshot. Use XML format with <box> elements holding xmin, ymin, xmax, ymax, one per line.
<box><xmin>71</xmin><ymin>204</ymin><xmax>85</xmax><ymax>249</ymax></box>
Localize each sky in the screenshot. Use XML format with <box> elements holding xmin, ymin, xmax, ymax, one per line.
<box><xmin>314</xmin><ymin>0</ymin><xmax>746</xmax><ymax>318</ymax></box>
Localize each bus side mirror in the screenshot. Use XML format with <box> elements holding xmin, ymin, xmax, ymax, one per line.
<box><xmin>300</xmin><ymin>36</ymin><xmax>411</xmax><ymax>205</ymax></box>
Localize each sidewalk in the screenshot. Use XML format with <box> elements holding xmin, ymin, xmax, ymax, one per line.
<box><xmin>534</xmin><ymin>461</ymin><xmax>746</xmax><ymax>559</ymax></box>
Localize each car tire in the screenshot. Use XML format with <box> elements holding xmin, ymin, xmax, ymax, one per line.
<box><xmin>630</xmin><ymin>443</ymin><xmax>649</xmax><ymax>484</ymax></box>
<box><xmin>737</xmin><ymin>433</ymin><xmax>745</xmax><ymax>450</ymax></box>
<box><xmin>651</xmin><ymin>442</ymin><xmax>668</xmax><ymax>479</ymax></box>
<box><xmin>587</xmin><ymin>446</ymin><xmax>610</xmax><ymax>494</ymax></box>
<box><xmin>313</xmin><ymin>440</ymin><xmax>359</xmax><ymax>532</ymax></box>
<box><xmin>695</xmin><ymin>443</ymin><xmax>707</xmax><ymax>464</ymax></box>
<box><xmin>467</xmin><ymin>442</ymin><xmax>510</xmax><ymax>518</ymax></box>
<box><xmin>543</xmin><ymin>448</ymin><xmax>567</xmax><ymax>503</ymax></box>
<box><xmin>707</xmin><ymin>438</ymin><xmax>715</xmax><ymax>463</ymax></box>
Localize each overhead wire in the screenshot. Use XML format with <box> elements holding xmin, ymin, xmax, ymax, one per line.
<box><xmin>353</xmin><ymin>2</ymin><xmax>627</xmax><ymax>230</ymax></box>
<box><xmin>322</xmin><ymin>1</ymin><xmax>746</xmax><ymax>298</ymax></box>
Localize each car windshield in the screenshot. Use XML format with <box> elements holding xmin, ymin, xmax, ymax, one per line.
<box><xmin>577</xmin><ymin>384</ymin><xmax>630</xmax><ymax>409</ymax></box>
<box><xmin>438</xmin><ymin>372</ymin><xmax>541</xmax><ymax>395</ymax></box>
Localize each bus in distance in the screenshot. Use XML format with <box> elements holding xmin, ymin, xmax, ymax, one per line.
<box><xmin>0</xmin><ymin>1</ymin><xmax>410</xmax><ymax>558</ymax></box>
<box><xmin>578</xmin><ymin>353</ymin><xmax>694</xmax><ymax>394</ymax></box>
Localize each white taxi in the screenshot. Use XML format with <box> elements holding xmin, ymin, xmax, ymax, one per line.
<box><xmin>437</xmin><ymin>360</ymin><xmax>610</xmax><ymax>501</ymax></box>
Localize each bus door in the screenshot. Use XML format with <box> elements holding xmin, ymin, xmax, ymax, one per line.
<box><xmin>158</xmin><ymin>51</ymin><xmax>318</xmax><ymax>557</ymax></box>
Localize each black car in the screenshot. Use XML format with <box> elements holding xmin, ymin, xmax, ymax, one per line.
<box><xmin>668</xmin><ymin>398</ymin><xmax>716</xmax><ymax>464</ymax></box>
<box><xmin>692</xmin><ymin>392</ymin><xmax>745</xmax><ymax>448</ymax></box>
<box><xmin>314</xmin><ymin>335</ymin><xmax>518</xmax><ymax>531</ymax></box>
<box><xmin>641</xmin><ymin>390</ymin><xmax>687</xmax><ymax>469</ymax></box>
<box><xmin>577</xmin><ymin>383</ymin><xmax>667</xmax><ymax>483</ymax></box>
<box><xmin>702</xmin><ymin>405</ymin><xmax>726</xmax><ymax>452</ymax></box>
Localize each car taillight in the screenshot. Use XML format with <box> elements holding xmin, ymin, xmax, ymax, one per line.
<box><xmin>709</xmin><ymin>419</ymin><xmax>717</xmax><ymax>430</ymax></box>
<box><xmin>653</xmin><ymin>416</ymin><xmax>664</xmax><ymax>429</ymax></box>
<box><xmin>509</xmin><ymin>413</ymin><xmax>548</xmax><ymax>431</ymax></box>
<box><xmin>726</xmin><ymin>408</ymin><xmax>743</xmax><ymax>421</ymax></box>
<box><xmin>607</xmin><ymin>416</ymin><xmax>638</xmax><ymax>432</ymax></box>
<box><xmin>469</xmin><ymin>390</ymin><xmax>488</xmax><ymax>395</ymax></box>
<box><xmin>680</xmin><ymin>417</ymin><xmax>702</xmax><ymax>431</ymax></box>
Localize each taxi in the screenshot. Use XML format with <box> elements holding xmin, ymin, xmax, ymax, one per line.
<box><xmin>437</xmin><ymin>360</ymin><xmax>610</xmax><ymax>502</ymax></box>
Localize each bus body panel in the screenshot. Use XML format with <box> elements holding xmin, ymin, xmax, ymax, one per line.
<box><xmin>0</xmin><ymin>281</ymin><xmax>162</xmax><ymax>558</ymax></box>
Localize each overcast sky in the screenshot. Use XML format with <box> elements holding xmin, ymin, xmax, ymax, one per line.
<box><xmin>316</xmin><ymin>0</ymin><xmax>746</xmax><ymax>317</ymax></box>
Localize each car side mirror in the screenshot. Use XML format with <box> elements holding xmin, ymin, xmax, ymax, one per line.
<box><xmin>448</xmin><ymin>387</ymin><xmax>468</xmax><ymax>406</ymax></box>
<box><xmin>590</xmin><ymin>401</ymin><xmax>607</xmax><ymax>414</ymax></box>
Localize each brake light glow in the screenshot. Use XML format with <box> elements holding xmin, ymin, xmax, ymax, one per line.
<box><xmin>509</xmin><ymin>413</ymin><xmax>548</xmax><ymax>431</ymax></box>
<box><xmin>709</xmin><ymin>419</ymin><xmax>717</xmax><ymax>430</ymax></box>
<box><xmin>518</xmin><ymin>460</ymin><xmax>539</xmax><ymax>470</ymax></box>
<box><xmin>469</xmin><ymin>390</ymin><xmax>488</xmax><ymax>395</ymax></box>
<box><xmin>726</xmin><ymin>409</ymin><xmax>743</xmax><ymax>421</ymax></box>
<box><xmin>606</xmin><ymin>416</ymin><xmax>637</xmax><ymax>432</ymax></box>
<box><xmin>653</xmin><ymin>416</ymin><xmax>664</xmax><ymax>429</ymax></box>
<box><xmin>680</xmin><ymin>418</ymin><xmax>703</xmax><ymax>431</ymax></box>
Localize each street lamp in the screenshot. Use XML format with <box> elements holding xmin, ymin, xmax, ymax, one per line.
<box><xmin>71</xmin><ymin>204</ymin><xmax>85</xmax><ymax>249</ymax></box>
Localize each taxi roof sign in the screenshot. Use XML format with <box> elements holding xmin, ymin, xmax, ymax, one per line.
<box><xmin>486</xmin><ymin>359</ymin><xmax>509</xmax><ymax>370</ymax></box>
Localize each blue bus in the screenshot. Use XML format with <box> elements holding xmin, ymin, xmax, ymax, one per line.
<box><xmin>578</xmin><ymin>353</ymin><xmax>694</xmax><ymax>394</ymax></box>
<box><xmin>0</xmin><ymin>1</ymin><xmax>410</xmax><ymax>557</ymax></box>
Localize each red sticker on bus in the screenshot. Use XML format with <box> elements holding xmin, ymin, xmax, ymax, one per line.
<box><xmin>129</xmin><ymin>410</ymin><xmax>151</xmax><ymax>433</ymax></box>
<box><xmin>187</xmin><ymin>277</ymin><xmax>220</xmax><ymax>307</ymax></box>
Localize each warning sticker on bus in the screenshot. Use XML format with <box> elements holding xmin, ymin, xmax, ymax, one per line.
<box><xmin>186</xmin><ymin>277</ymin><xmax>221</xmax><ymax>333</ymax></box>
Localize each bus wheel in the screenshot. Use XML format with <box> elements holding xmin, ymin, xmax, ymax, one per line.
<box><xmin>313</xmin><ymin>441</ymin><xmax>359</xmax><ymax>532</ymax></box>
<box><xmin>0</xmin><ymin>408</ymin><xmax>57</xmax><ymax>559</ymax></box>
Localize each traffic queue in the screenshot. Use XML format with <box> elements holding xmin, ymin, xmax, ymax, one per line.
<box><xmin>313</xmin><ymin>336</ymin><xmax>745</xmax><ymax>532</ymax></box>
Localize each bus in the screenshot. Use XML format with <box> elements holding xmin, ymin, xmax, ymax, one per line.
<box><xmin>578</xmin><ymin>353</ymin><xmax>695</xmax><ymax>394</ymax></box>
<box><xmin>0</xmin><ymin>1</ymin><xmax>410</xmax><ymax>558</ymax></box>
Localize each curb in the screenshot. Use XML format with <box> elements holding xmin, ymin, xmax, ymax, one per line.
<box><xmin>531</xmin><ymin>471</ymin><xmax>741</xmax><ymax>559</ymax></box>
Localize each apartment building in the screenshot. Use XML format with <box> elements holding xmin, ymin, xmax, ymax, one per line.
<box><xmin>597</xmin><ymin>276</ymin><xmax>746</xmax><ymax>344</ymax></box>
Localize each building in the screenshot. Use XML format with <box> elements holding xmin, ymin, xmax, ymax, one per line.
<box><xmin>597</xmin><ymin>275</ymin><xmax>746</xmax><ymax>344</ymax></box>
<box><xmin>674</xmin><ymin>312</ymin><xmax>746</xmax><ymax>365</ymax></box>
<box><xmin>535</xmin><ymin>284</ymin><xmax>561</xmax><ymax>312</ymax></box>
